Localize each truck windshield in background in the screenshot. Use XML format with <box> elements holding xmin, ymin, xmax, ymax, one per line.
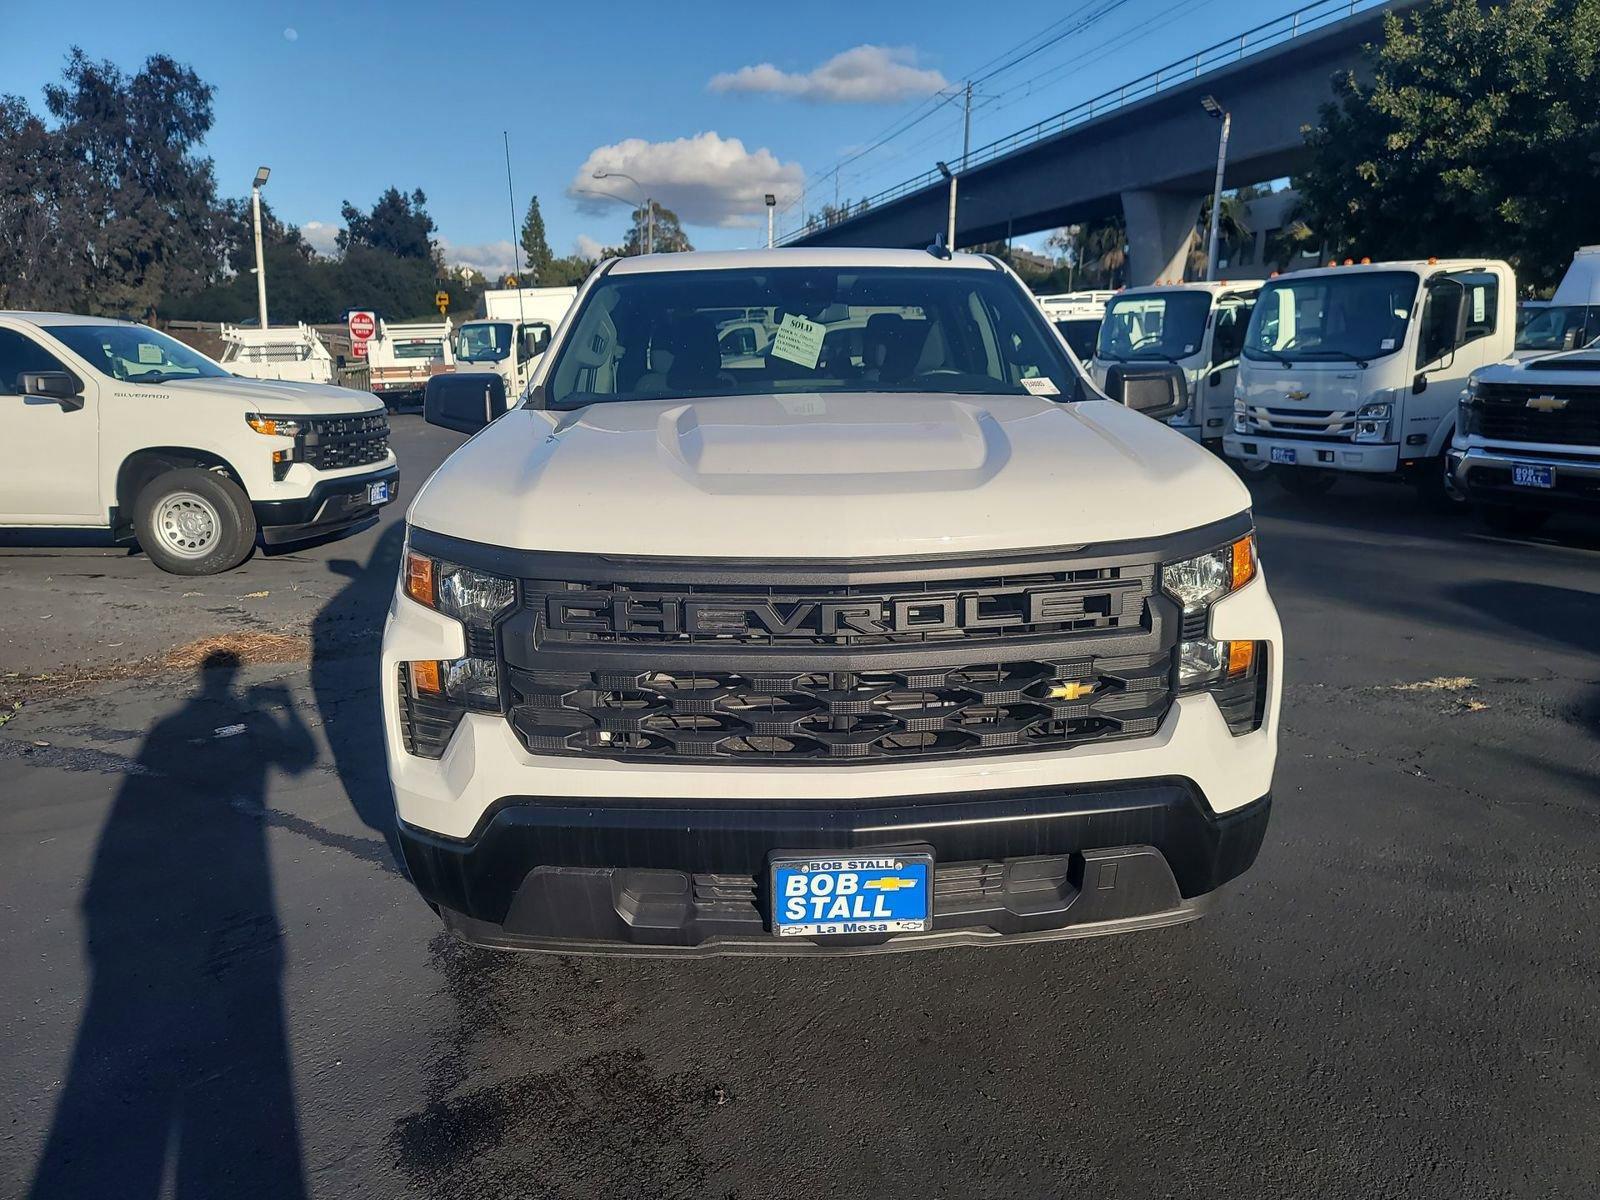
<box><xmin>1515</xmin><ymin>304</ymin><xmax>1599</xmax><ymax>353</ymax></box>
<box><xmin>391</xmin><ymin>340</ymin><xmax>446</xmax><ymax>361</ymax></box>
<box><xmin>457</xmin><ymin>322</ymin><xmax>513</xmax><ymax>362</ymax></box>
<box><xmin>543</xmin><ymin>266</ymin><xmax>1082</xmax><ymax>410</ymax></box>
<box><xmin>1244</xmin><ymin>271</ymin><xmax>1419</xmax><ymax>364</ymax></box>
<box><xmin>42</xmin><ymin>324</ymin><xmax>232</xmax><ymax>383</ymax></box>
<box><xmin>1054</xmin><ymin>319</ymin><xmax>1101</xmax><ymax>361</ymax></box>
<box><xmin>1097</xmin><ymin>292</ymin><xmax>1211</xmax><ymax>362</ymax></box>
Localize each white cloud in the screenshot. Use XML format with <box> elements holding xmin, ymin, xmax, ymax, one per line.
<box><xmin>282</xmin><ymin>27</ymin><xmax>299</xmax><ymax>42</ymax></box>
<box><xmin>574</xmin><ymin>234</ymin><xmax>606</xmax><ymax>260</ymax></box>
<box><xmin>709</xmin><ymin>45</ymin><xmax>947</xmax><ymax>104</ymax></box>
<box><xmin>569</xmin><ymin>131</ymin><xmax>804</xmax><ymax>229</ymax></box>
<box><xmin>300</xmin><ymin>220</ymin><xmax>340</xmax><ymax>256</ymax></box>
<box><xmin>437</xmin><ymin>238</ymin><xmax>520</xmax><ymax>281</ymax></box>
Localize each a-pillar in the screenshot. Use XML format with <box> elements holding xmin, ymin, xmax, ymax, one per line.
<box><xmin>1121</xmin><ymin>189</ymin><xmax>1202</xmax><ymax>286</ymax></box>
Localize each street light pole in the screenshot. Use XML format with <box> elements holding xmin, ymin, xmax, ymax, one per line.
<box><xmin>765</xmin><ymin>193</ymin><xmax>776</xmax><ymax>249</ymax></box>
<box><xmin>1201</xmin><ymin>96</ymin><xmax>1231</xmax><ymax>282</ymax></box>
<box><xmin>250</xmin><ymin>166</ymin><xmax>270</xmax><ymax>329</ymax></box>
<box><xmin>593</xmin><ymin>170</ymin><xmax>652</xmax><ymax>254</ymax></box>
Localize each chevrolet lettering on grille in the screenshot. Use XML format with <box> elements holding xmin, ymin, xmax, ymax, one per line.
<box><xmin>548</xmin><ymin>587</ymin><xmax>1125</xmax><ymax>639</ymax></box>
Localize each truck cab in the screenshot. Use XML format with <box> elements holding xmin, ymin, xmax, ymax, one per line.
<box><xmin>1037</xmin><ymin>290</ymin><xmax>1114</xmax><ymax>363</ymax></box>
<box><xmin>1090</xmin><ymin>281</ymin><xmax>1261</xmax><ymax>448</ymax></box>
<box><xmin>1225</xmin><ymin>259</ymin><xmax>1514</xmax><ymax>497</ymax></box>
<box><xmin>1513</xmin><ymin>245</ymin><xmax>1600</xmax><ymax>361</ymax></box>
<box><xmin>0</xmin><ymin>313</ymin><xmax>397</xmax><ymax>574</ymax></box>
<box><xmin>451</xmin><ymin>286</ymin><xmax>579</xmax><ymax>402</ymax></box>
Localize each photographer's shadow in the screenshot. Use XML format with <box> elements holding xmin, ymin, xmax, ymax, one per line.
<box><xmin>30</xmin><ymin>651</ymin><xmax>312</xmax><ymax>1200</ymax></box>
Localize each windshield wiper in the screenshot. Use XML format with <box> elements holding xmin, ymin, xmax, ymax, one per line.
<box><xmin>1299</xmin><ymin>348</ymin><xmax>1371</xmax><ymax>368</ymax></box>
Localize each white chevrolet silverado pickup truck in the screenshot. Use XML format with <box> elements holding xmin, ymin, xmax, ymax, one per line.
<box><xmin>383</xmin><ymin>249</ymin><xmax>1282</xmax><ymax>956</ymax></box>
<box><xmin>0</xmin><ymin>313</ymin><xmax>397</xmax><ymax>574</ymax></box>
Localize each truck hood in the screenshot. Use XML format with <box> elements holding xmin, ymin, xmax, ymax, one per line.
<box><xmin>409</xmin><ymin>393</ymin><xmax>1251</xmax><ymax>559</ymax></box>
<box><xmin>185</xmin><ymin>375</ymin><xmax>383</xmax><ymax>415</ymax></box>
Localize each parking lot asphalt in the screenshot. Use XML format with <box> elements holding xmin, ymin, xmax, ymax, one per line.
<box><xmin>2</xmin><ymin>416</ymin><xmax>1598</xmax><ymax>1199</ymax></box>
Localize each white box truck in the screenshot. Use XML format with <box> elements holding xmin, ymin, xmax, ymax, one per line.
<box><xmin>1512</xmin><ymin>246</ymin><xmax>1600</xmax><ymax>360</ymax></box>
<box><xmin>1089</xmin><ymin>281</ymin><xmax>1262</xmax><ymax>449</ymax></box>
<box><xmin>451</xmin><ymin>287</ymin><xmax>577</xmax><ymax>400</ymax></box>
<box><xmin>1225</xmin><ymin>258</ymin><xmax>1514</xmax><ymax>499</ymax></box>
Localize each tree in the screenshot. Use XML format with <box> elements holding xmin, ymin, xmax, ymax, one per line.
<box><xmin>617</xmin><ymin>201</ymin><xmax>692</xmax><ymax>255</ymax></box>
<box><xmin>1186</xmin><ymin>194</ymin><xmax>1252</xmax><ymax>279</ymax></box>
<box><xmin>337</xmin><ymin>187</ymin><xmax>436</xmax><ymax>260</ymax></box>
<box><xmin>1295</xmin><ymin>0</ymin><xmax>1600</xmax><ymax>290</ymax></box>
<box><xmin>519</xmin><ymin>195</ymin><xmax>553</xmax><ymax>283</ymax></box>
<box><xmin>540</xmin><ymin>255</ymin><xmax>598</xmax><ymax>287</ymax></box>
<box><xmin>0</xmin><ymin>49</ymin><xmax>226</xmax><ymax>316</ymax></box>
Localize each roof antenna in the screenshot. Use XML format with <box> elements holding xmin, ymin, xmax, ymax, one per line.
<box><xmin>926</xmin><ymin>231</ymin><xmax>952</xmax><ymax>260</ymax></box>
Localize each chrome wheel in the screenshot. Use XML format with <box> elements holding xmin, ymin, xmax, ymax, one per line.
<box><xmin>152</xmin><ymin>492</ymin><xmax>222</xmax><ymax>559</ymax></box>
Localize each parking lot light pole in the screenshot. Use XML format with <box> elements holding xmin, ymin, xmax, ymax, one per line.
<box><xmin>251</xmin><ymin>166</ymin><xmax>271</xmax><ymax>329</ymax></box>
<box><xmin>937</xmin><ymin>161</ymin><xmax>957</xmax><ymax>251</ymax></box>
<box><xmin>594</xmin><ymin>170</ymin><xmax>652</xmax><ymax>254</ymax></box>
<box><xmin>1200</xmin><ymin>96</ymin><xmax>1231</xmax><ymax>282</ymax></box>
<box><xmin>765</xmin><ymin>193</ymin><xmax>776</xmax><ymax>249</ymax></box>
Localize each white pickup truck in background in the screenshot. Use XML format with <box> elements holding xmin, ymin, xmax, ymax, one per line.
<box><xmin>365</xmin><ymin>318</ymin><xmax>455</xmax><ymax>409</ymax></box>
<box><xmin>218</xmin><ymin>321</ymin><xmax>337</xmax><ymax>385</ymax></box>
<box><xmin>0</xmin><ymin>312</ymin><xmax>397</xmax><ymax>574</ymax></box>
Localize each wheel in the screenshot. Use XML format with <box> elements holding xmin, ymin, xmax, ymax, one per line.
<box><xmin>1275</xmin><ymin>466</ymin><xmax>1337</xmax><ymax>498</ymax></box>
<box><xmin>1232</xmin><ymin>456</ymin><xmax>1273</xmax><ymax>480</ymax></box>
<box><xmin>133</xmin><ymin>467</ymin><xmax>257</xmax><ymax>575</ymax></box>
<box><xmin>1475</xmin><ymin>505</ymin><xmax>1551</xmax><ymax>536</ymax></box>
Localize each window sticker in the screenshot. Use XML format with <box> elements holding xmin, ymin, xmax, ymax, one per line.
<box><xmin>137</xmin><ymin>343</ymin><xmax>163</xmax><ymax>364</ymax></box>
<box><xmin>1020</xmin><ymin>376</ymin><xmax>1060</xmax><ymax>396</ymax></box>
<box><xmin>1472</xmin><ymin>288</ymin><xmax>1486</xmax><ymax>323</ymax></box>
<box><xmin>770</xmin><ymin>313</ymin><xmax>825</xmax><ymax>370</ymax></box>
<box><xmin>1381</xmin><ymin>337</ymin><xmax>1396</xmax><ymax>350</ymax></box>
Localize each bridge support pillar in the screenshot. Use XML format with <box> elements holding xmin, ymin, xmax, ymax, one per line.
<box><xmin>1121</xmin><ymin>190</ymin><xmax>1202</xmax><ymax>286</ymax></box>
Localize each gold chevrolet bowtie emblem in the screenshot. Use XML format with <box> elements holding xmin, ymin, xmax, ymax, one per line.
<box><xmin>1285</xmin><ymin>390</ymin><xmax>1310</xmax><ymax>401</ymax></box>
<box><xmin>1047</xmin><ymin>681</ymin><xmax>1098</xmax><ymax>701</ymax></box>
<box><xmin>864</xmin><ymin>877</ymin><xmax>918</xmax><ymax>892</ymax></box>
<box><xmin>1526</xmin><ymin>394</ymin><xmax>1569</xmax><ymax>412</ymax></box>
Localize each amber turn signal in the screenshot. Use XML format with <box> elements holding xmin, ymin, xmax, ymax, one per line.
<box><xmin>1227</xmin><ymin>640</ymin><xmax>1256</xmax><ymax>679</ymax></box>
<box><xmin>1229</xmin><ymin>535</ymin><xmax>1257</xmax><ymax>592</ymax></box>
<box><xmin>410</xmin><ymin>660</ymin><xmax>443</xmax><ymax>696</ymax></box>
<box><xmin>405</xmin><ymin>551</ymin><xmax>436</xmax><ymax>608</ymax></box>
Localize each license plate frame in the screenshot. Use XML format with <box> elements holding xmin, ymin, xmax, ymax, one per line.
<box><xmin>1511</xmin><ymin>463</ymin><xmax>1554</xmax><ymax>489</ymax></box>
<box><xmin>367</xmin><ymin>480</ymin><xmax>392</xmax><ymax>505</ymax></box>
<box><xmin>1270</xmin><ymin>446</ymin><xmax>1297</xmax><ymax>465</ymax></box>
<box><xmin>769</xmin><ymin>850</ymin><xmax>934</xmax><ymax>939</ymax></box>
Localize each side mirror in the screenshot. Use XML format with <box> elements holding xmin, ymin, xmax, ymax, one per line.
<box><xmin>424</xmin><ymin>372</ymin><xmax>508</xmax><ymax>435</ymax></box>
<box><xmin>1103</xmin><ymin>362</ymin><xmax>1187</xmax><ymax>421</ymax></box>
<box><xmin>19</xmin><ymin>370</ymin><xmax>84</xmax><ymax>410</ymax></box>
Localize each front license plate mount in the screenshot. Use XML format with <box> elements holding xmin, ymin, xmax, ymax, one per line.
<box><xmin>1270</xmin><ymin>446</ymin><xmax>1297</xmax><ymax>464</ymax></box>
<box><xmin>769</xmin><ymin>849</ymin><xmax>934</xmax><ymax>939</ymax></box>
<box><xmin>367</xmin><ymin>480</ymin><xmax>392</xmax><ymax>505</ymax></box>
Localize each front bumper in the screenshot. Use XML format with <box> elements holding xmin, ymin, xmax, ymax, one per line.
<box><xmin>253</xmin><ymin>464</ymin><xmax>399</xmax><ymax>545</ymax></box>
<box><xmin>1225</xmin><ymin>434</ymin><xmax>1399</xmax><ymax>474</ymax></box>
<box><xmin>1451</xmin><ymin>445</ymin><xmax>1600</xmax><ymax>512</ymax></box>
<box><xmin>399</xmin><ymin>783</ymin><xmax>1272</xmax><ymax>956</ymax></box>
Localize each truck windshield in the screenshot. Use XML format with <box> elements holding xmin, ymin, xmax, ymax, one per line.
<box><xmin>1515</xmin><ymin>304</ymin><xmax>1596</xmax><ymax>353</ymax></box>
<box><xmin>391</xmin><ymin>341</ymin><xmax>445</xmax><ymax>360</ymax></box>
<box><xmin>42</xmin><ymin>324</ymin><xmax>231</xmax><ymax>383</ymax></box>
<box><xmin>458</xmin><ymin>322</ymin><xmax>513</xmax><ymax>362</ymax></box>
<box><xmin>1244</xmin><ymin>271</ymin><xmax>1419</xmax><ymax>364</ymax></box>
<box><xmin>1096</xmin><ymin>292</ymin><xmax>1211</xmax><ymax>363</ymax></box>
<box><xmin>543</xmin><ymin>266</ymin><xmax>1081</xmax><ymax>410</ymax></box>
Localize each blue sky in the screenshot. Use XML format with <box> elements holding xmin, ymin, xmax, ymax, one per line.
<box><xmin>2</xmin><ymin>0</ymin><xmax>1298</xmax><ymax>273</ymax></box>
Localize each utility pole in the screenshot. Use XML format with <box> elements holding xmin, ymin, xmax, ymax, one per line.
<box><xmin>250</xmin><ymin>166</ymin><xmax>270</xmax><ymax>330</ymax></box>
<box><xmin>961</xmin><ymin>80</ymin><xmax>973</xmax><ymax>171</ymax></box>
<box><xmin>1201</xmin><ymin>95</ymin><xmax>1231</xmax><ymax>282</ymax></box>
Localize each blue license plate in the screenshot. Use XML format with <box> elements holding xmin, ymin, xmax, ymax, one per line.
<box><xmin>771</xmin><ymin>852</ymin><xmax>933</xmax><ymax>938</ymax></box>
<box><xmin>1270</xmin><ymin>446</ymin><xmax>1297</xmax><ymax>464</ymax></box>
<box><xmin>1511</xmin><ymin>463</ymin><xmax>1553</xmax><ymax>489</ymax></box>
<box><xmin>367</xmin><ymin>481</ymin><xmax>392</xmax><ymax>504</ymax></box>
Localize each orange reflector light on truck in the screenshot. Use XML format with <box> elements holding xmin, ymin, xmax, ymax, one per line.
<box><xmin>1227</xmin><ymin>641</ymin><xmax>1256</xmax><ymax>679</ymax></box>
<box><xmin>405</xmin><ymin>551</ymin><xmax>436</xmax><ymax>608</ymax></box>
<box><xmin>1230</xmin><ymin>535</ymin><xmax>1257</xmax><ymax>592</ymax></box>
<box><xmin>410</xmin><ymin>660</ymin><xmax>443</xmax><ymax>696</ymax></box>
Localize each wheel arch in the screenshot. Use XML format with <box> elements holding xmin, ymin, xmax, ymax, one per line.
<box><xmin>112</xmin><ymin>447</ymin><xmax>248</xmax><ymax>539</ymax></box>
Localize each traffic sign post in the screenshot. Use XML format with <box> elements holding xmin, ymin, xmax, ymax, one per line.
<box><xmin>348</xmin><ymin>310</ymin><xmax>376</xmax><ymax>343</ymax></box>
<box><xmin>435</xmin><ymin>290</ymin><xmax>450</xmax><ymax>315</ymax></box>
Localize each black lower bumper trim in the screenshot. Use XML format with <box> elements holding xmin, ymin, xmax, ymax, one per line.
<box><xmin>398</xmin><ymin>781</ymin><xmax>1271</xmax><ymax>956</ymax></box>
<box><xmin>254</xmin><ymin>465</ymin><xmax>399</xmax><ymax>545</ymax></box>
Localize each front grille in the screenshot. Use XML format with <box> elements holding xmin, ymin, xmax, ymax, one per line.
<box><xmin>1243</xmin><ymin>406</ymin><xmax>1355</xmax><ymax>440</ymax></box>
<box><xmin>507</xmin><ymin>652</ymin><xmax>1172</xmax><ymax>763</ymax></box>
<box><xmin>300</xmin><ymin>413</ymin><xmax>390</xmax><ymax>470</ymax></box>
<box><xmin>1467</xmin><ymin>382</ymin><xmax>1600</xmax><ymax>446</ymax></box>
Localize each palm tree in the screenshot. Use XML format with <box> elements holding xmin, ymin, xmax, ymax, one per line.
<box><xmin>1187</xmin><ymin>194</ymin><xmax>1252</xmax><ymax>279</ymax></box>
<box><xmin>1086</xmin><ymin>219</ymin><xmax>1127</xmax><ymax>288</ymax></box>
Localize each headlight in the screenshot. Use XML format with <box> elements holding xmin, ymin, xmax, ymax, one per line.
<box><xmin>401</xmin><ymin>550</ymin><xmax>517</xmax><ymax>723</ymax></box>
<box><xmin>1354</xmin><ymin>400</ymin><xmax>1392</xmax><ymax>444</ymax></box>
<box><xmin>1161</xmin><ymin>534</ymin><xmax>1256</xmax><ymax>613</ymax></box>
<box><xmin>245</xmin><ymin>414</ymin><xmax>304</xmax><ymax>437</ymax></box>
<box><xmin>1232</xmin><ymin>395</ymin><xmax>1249</xmax><ymax>433</ymax></box>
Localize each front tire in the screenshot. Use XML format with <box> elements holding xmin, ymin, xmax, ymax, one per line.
<box><xmin>133</xmin><ymin>468</ymin><xmax>257</xmax><ymax>575</ymax></box>
<box><xmin>1276</xmin><ymin>466</ymin><xmax>1337</xmax><ymax>498</ymax></box>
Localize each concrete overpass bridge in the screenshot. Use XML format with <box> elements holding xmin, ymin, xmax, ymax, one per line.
<box><xmin>782</xmin><ymin>0</ymin><xmax>1424</xmax><ymax>284</ymax></box>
